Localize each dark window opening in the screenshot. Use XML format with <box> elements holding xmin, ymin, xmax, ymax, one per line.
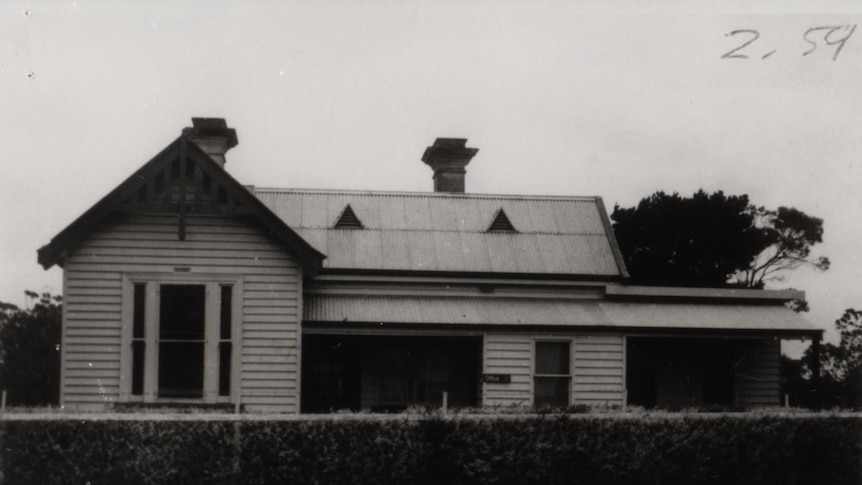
<box><xmin>133</xmin><ymin>284</ymin><xmax>146</xmax><ymax>339</ymax></box>
<box><xmin>536</xmin><ymin>341</ymin><xmax>569</xmax><ymax>375</ymax></box>
<box><xmin>218</xmin><ymin>285</ymin><xmax>232</xmax><ymax>397</ymax></box>
<box><xmin>158</xmin><ymin>284</ymin><xmax>205</xmax><ymax>398</ymax></box>
<box><xmin>131</xmin><ymin>341</ymin><xmax>145</xmax><ymax>396</ymax></box>
<box><xmin>159</xmin><ymin>285</ymin><xmax>205</xmax><ymax>340</ymax></box>
<box><xmin>158</xmin><ymin>342</ymin><xmax>204</xmax><ymax>398</ymax></box>
<box><xmin>220</xmin><ymin>286</ymin><xmax>232</xmax><ymax>340</ymax></box>
<box><xmin>131</xmin><ymin>284</ymin><xmax>146</xmax><ymax>396</ymax></box>
<box><xmin>219</xmin><ymin>343</ymin><xmax>232</xmax><ymax>396</ymax></box>
<box><xmin>534</xmin><ymin>341</ymin><xmax>570</xmax><ymax>408</ymax></box>
<box><xmin>535</xmin><ymin>377</ymin><xmax>569</xmax><ymax>407</ymax></box>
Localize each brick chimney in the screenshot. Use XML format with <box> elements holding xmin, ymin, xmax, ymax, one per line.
<box><xmin>421</xmin><ymin>138</ymin><xmax>479</xmax><ymax>193</ymax></box>
<box><xmin>182</xmin><ymin>118</ymin><xmax>238</xmax><ymax>168</ymax></box>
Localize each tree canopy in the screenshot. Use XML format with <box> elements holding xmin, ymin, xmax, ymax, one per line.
<box><xmin>0</xmin><ymin>291</ymin><xmax>62</xmax><ymax>406</ymax></box>
<box><xmin>790</xmin><ymin>308</ymin><xmax>862</xmax><ymax>408</ymax></box>
<box><xmin>611</xmin><ymin>190</ymin><xmax>828</xmax><ymax>288</ymax></box>
<box><xmin>734</xmin><ymin>206</ymin><xmax>830</xmax><ymax>288</ymax></box>
<box><xmin>815</xmin><ymin>308</ymin><xmax>862</xmax><ymax>383</ymax></box>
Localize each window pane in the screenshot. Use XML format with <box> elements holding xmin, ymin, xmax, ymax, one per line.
<box><xmin>536</xmin><ymin>342</ymin><xmax>569</xmax><ymax>375</ymax></box>
<box><xmin>219</xmin><ymin>342</ymin><xmax>232</xmax><ymax>396</ymax></box>
<box><xmin>159</xmin><ymin>285</ymin><xmax>205</xmax><ymax>340</ymax></box>
<box><xmin>535</xmin><ymin>376</ymin><xmax>569</xmax><ymax>407</ymax></box>
<box><xmin>131</xmin><ymin>341</ymin><xmax>145</xmax><ymax>396</ymax></box>
<box><xmin>133</xmin><ymin>284</ymin><xmax>146</xmax><ymax>339</ymax></box>
<box><xmin>158</xmin><ymin>341</ymin><xmax>204</xmax><ymax>398</ymax></box>
<box><xmin>220</xmin><ymin>286</ymin><xmax>232</xmax><ymax>340</ymax></box>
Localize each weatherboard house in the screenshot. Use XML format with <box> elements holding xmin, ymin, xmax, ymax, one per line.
<box><xmin>38</xmin><ymin>119</ymin><xmax>821</xmax><ymax>413</ymax></box>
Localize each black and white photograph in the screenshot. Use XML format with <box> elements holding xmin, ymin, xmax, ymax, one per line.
<box><xmin>1</xmin><ymin>1</ymin><xmax>860</xmax><ymax>483</ymax></box>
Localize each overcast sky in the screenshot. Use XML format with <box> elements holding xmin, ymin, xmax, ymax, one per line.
<box><xmin>1</xmin><ymin>1</ymin><xmax>859</xmax><ymax>353</ymax></box>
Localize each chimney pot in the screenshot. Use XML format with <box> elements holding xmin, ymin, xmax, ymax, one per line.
<box><xmin>182</xmin><ymin>117</ymin><xmax>238</xmax><ymax>168</ymax></box>
<box><xmin>422</xmin><ymin>137</ymin><xmax>479</xmax><ymax>193</ymax></box>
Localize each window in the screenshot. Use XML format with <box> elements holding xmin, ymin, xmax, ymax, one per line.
<box><xmin>123</xmin><ymin>277</ymin><xmax>238</xmax><ymax>403</ymax></box>
<box><xmin>131</xmin><ymin>284</ymin><xmax>146</xmax><ymax>396</ymax></box>
<box><xmin>158</xmin><ymin>285</ymin><xmax>206</xmax><ymax>398</ymax></box>
<box><xmin>534</xmin><ymin>341</ymin><xmax>570</xmax><ymax>407</ymax></box>
<box><xmin>218</xmin><ymin>285</ymin><xmax>232</xmax><ymax>397</ymax></box>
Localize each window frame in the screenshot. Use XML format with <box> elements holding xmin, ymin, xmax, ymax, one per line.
<box><xmin>120</xmin><ymin>273</ymin><xmax>242</xmax><ymax>404</ymax></box>
<box><xmin>533</xmin><ymin>339</ymin><xmax>572</xmax><ymax>408</ymax></box>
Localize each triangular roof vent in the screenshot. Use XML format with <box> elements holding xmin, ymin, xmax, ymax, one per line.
<box><xmin>334</xmin><ymin>204</ymin><xmax>364</xmax><ymax>229</ymax></box>
<box><xmin>487</xmin><ymin>208</ymin><xmax>516</xmax><ymax>233</ymax></box>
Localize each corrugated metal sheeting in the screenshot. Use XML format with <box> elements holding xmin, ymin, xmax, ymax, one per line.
<box><xmin>254</xmin><ymin>189</ymin><xmax>620</xmax><ymax>275</ymax></box>
<box><xmin>304</xmin><ymin>295</ymin><xmax>817</xmax><ymax>333</ymax></box>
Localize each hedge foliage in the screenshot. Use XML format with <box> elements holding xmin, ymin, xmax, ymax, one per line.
<box><xmin>2</xmin><ymin>415</ymin><xmax>860</xmax><ymax>485</ymax></box>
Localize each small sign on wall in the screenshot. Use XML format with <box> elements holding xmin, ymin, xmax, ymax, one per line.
<box><xmin>482</xmin><ymin>373</ymin><xmax>511</xmax><ymax>384</ymax></box>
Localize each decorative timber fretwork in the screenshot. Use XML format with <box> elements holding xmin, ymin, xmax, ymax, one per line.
<box><xmin>114</xmin><ymin>138</ymin><xmax>249</xmax><ymax>240</ymax></box>
<box><xmin>38</xmin><ymin>132</ymin><xmax>325</xmax><ymax>272</ymax></box>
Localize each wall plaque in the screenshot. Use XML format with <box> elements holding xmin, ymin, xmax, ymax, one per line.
<box><xmin>482</xmin><ymin>374</ymin><xmax>511</xmax><ymax>384</ymax></box>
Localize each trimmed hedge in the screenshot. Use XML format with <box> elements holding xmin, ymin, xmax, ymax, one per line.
<box><xmin>2</xmin><ymin>415</ymin><xmax>860</xmax><ymax>484</ymax></box>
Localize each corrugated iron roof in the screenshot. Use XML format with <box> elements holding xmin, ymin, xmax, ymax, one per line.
<box><xmin>254</xmin><ymin>188</ymin><xmax>622</xmax><ymax>276</ymax></box>
<box><xmin>304</xmin><ymin>295</ymin><xmax>818</xmax><ymax>334</ymax></box>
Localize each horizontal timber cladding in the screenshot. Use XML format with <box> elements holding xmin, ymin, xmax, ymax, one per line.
<box><xmin>481</xmin><ymin>333</ymin><xmax>625</xmax><ymax>408</ymax></box>
<box><xmin>482</xmin><ymin>334</ymin><xmax>532</xmax><ymax>407</ymax></box>
<box><xmin>572</xmin><ymin>335</ymin><xmax>624</xmax><ymax>406</ymax></box>
<box><xmin>734</xmin><ymin>339</ymin><xmax>780</xmax><ymax>407</ymax></box>
<box><xmin>62</xmin><ymin>213</ymin><xmax>302</xmax><ymax>413</ymax></box>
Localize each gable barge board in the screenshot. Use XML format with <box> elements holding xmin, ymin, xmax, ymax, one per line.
<box><xmin>38</xmin><ymin>136</ymin><xmax>324</xmax><ymax>274</ymax></box>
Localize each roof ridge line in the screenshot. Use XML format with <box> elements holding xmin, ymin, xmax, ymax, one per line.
<box><xmin>295</xmin><ymin>227</ymin><xmax>608</xmax><ymax>235</ymax></box>
<box><xmin>253</xmin><ymin>187</ymin><xmax>600</xmax><ymax>201</ymax></box>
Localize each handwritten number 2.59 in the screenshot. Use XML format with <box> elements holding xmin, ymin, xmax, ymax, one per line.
<box><xmin>722</xmin><ymin>25</ymin><xmax>856</xmax><ymax>61</ymax></box>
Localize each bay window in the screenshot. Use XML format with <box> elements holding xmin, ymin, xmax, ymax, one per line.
<box><xmin>121</xmin><ymin>275</ymin><xmax>240</xmax><ymax>403</ymax></box>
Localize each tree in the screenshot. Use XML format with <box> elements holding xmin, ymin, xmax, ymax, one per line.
<box><xmin>611</xmin><ymin>190</ymin><xmax>769</xmax><ymax>287</ymax></box>
<box><xmin>812</xmin><ymin>309</ymin><xmax>862</xmax><ymax>380</ymax></box>
<box><xmin>0</xmin><ymin>291</ymin><xmax>62</xmax><ymax>406</ymax></box>
<box><xmin>789</xmin><ymin>308</ymin><xmax>862</xmax><ymax>409</ymax></box>
<box><xmin>732</xmin><ymin>206</ymin><xmax>830</xmax><ymax>288</ymax></box>
<box><xmin>611</xmin><ymin>190</ymin><xmax>828</xmax><ymax>288</ymax></box>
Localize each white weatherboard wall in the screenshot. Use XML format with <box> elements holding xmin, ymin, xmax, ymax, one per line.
<box><xmin>481</xmin><ymin>333</ymin><xmax>625</xmax><ymax>408</ymax></box>
<box><xmin>61</xmin><ymin>214</ymin><xmax>302</xmax><ymax>412</ymax></box>
<box><xmin>572</xmin><ymin>335</ymin><xmax>625</xmax><ymax>406</ymax></box>
<box><xmin>482</xmin><ymin>333</ymin><xmax>532</xmax><ymax>406</ymax></box>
